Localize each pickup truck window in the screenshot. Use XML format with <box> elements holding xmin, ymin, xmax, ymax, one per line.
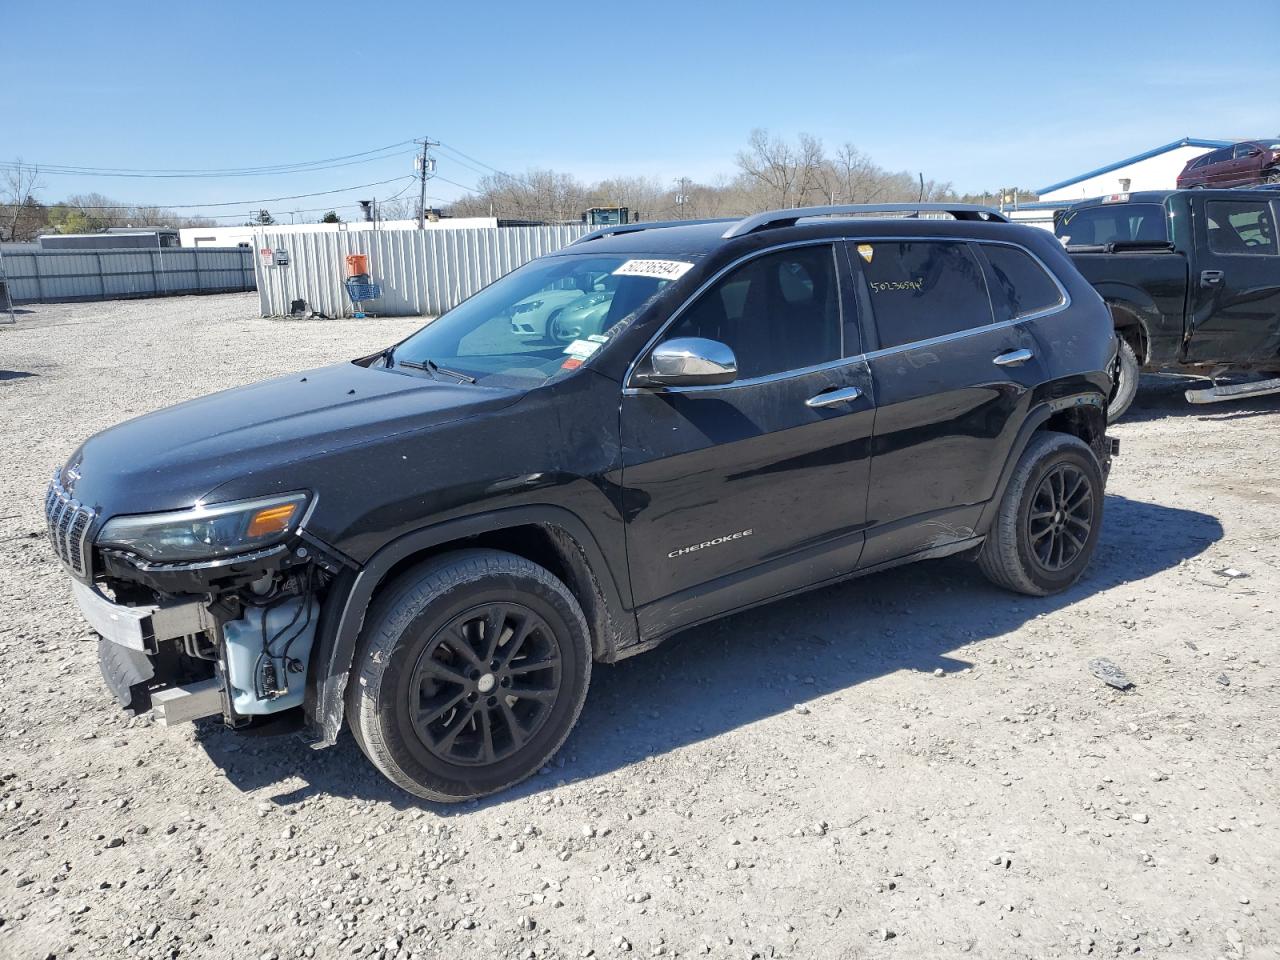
<box><xmin>982</xmin><ymin>245</ymin><xmax>1064</xmax><ymax>321</ymax></box>
<box><xmin>1206</xmin><ymin>200</ymin><xmax>1278</xmax><ymax>256</ymax></box>
<box><xmin>1056</xmin><ymin>203</ymin><xmax>1168</xmax><ymax>246</ymax></box>
<box><xmin>665</xmin><ymin>244</ymin><xmax>843</xmax><ymax>378</ymax></box>
<box><xmin>862</xmin><ymin>241</ymin><xmax>992</xmax><ymax>349</ymax></box>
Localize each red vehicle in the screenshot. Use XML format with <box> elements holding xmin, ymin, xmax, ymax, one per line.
<box><xmin>1177</xmin><ymin>140</ymin><xmax>1280</xmax><ymax>189</ymax></box>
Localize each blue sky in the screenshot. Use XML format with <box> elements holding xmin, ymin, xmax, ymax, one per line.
<box><xmin>5</xmin><ymin>0</ymin><xmax>1278</xmax><ymax>220</ymax></box>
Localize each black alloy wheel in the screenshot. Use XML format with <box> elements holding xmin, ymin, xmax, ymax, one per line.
<box><xmin>346</xmin><ymin>549</ymin><xmax>591</xmax><ymax>801</ymax></box>
<box><xmin>1027</xmin><ymin>463</ymin><xmax>1094</xmax><ymax>572</ymax></box>
<box><xmin>409</xmin><ymin>602</ymin><xmax>562</xmax><ymax>766</ymax></box>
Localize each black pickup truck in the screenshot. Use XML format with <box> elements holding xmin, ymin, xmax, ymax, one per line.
<box><xmin>1056</xmin><ymin>189</ymin><xmax>1280</xmax><ymax>419</ymax></box>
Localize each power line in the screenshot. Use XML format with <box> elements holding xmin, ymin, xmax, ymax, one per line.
<box><xmin>51</xmin><ymin>175</ymin><xmax>418</xmax><ymax>211</ymax></box>
<box><xmin>1</xmin><ymin>139</ymin><xmax>418</xmax><ymax>178</ymax></box>
<box><xmin>435</xmin><ymin>141</ymin><xmax>536</xmax><ymax>190</ymax></box>
<box><xmin>433</xmin><ymin>174</ymin><xmax>479</xmax><ymax>193</ymax></box>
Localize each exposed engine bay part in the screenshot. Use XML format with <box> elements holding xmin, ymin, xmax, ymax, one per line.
<box><xmin>223</xmin><ymin>594</ymin><xmax>320</xmax><ymax>715</ymax></box>
<box><xmin>151</xmin><ymin>678</ymin><xmax>224</xmax><ymax>726</ymax></box>
<box><xmin>72</xmin><ymin>578</ymin><xmax>215</xmax><ymax>653</ymax></box>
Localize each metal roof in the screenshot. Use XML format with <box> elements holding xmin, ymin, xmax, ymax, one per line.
<box><xmin>1036</xmin><ymin>137</ymin><xmax>1234</xmax><ymax>195</ymax></box>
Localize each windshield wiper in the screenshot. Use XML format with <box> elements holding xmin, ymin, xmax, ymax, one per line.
<box><xmin>397</xmin><ymin>357</ymin><xmax>477</xmax><ymax>384</ymax></box>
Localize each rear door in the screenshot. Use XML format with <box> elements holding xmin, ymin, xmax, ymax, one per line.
<box><xmin>855</xmin><ymin>238</ymin><xmax>1056</xmax><ymax>568</ymax></box>
<box><xmin>1186</xmin><ymin>196</ymin><xmax>1280</xmax><ymax>363</ymax></box>
<box><xmin>620</xmin><ymin>242</ymin><xmax>875</xmax><ymax>635</ymax></box>
<box><xmin>1230</xmin><ymin>143</ymin><xmax>1264</xmax><ymax>185</ymax></box>
<box><xmin>1205</xmin><ymin>148</ymin><xmax>1235</xmax><ymax>186</ymax></box>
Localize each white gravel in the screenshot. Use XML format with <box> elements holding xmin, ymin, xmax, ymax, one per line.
<box><xmin>1</xmin><ymin>293</ymin><xmax>1278</xmax><ymax>959</ymax></box>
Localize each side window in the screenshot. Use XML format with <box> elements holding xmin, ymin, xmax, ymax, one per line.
<box><xmin>1206</xmin><ymin>201</ymin><xmax>1278</xmax><ymax>256</ymax></box>
<box><xmin>981</xmin><ymin>245</ymin><xmax>1065</xmax><ymax>321</ymax></box>
<box><xmin>664</xmin><ymin>245</ymin><xmax>842</xmax><ymax>379</ymax></box>
<box><xmin>1233</xmin><ymin>143</ymin><xmax>1256</xmax><ymax>160</ymax></box>
<box><xmin>860</xmin><ymin>241</ymin><xmax>992</xmax><ymax>349</ymax></box>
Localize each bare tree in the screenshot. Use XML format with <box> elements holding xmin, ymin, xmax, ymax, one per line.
<box><xmin>2</xmin><ymin>159</ymin><xmax>46</xmax><ymax>241</ymax></box>
<box><xmin>439</xmin><ymin>130</ymin><xmax>972</xmax><ymax>225</ymax></box>
<box><xmin>377</xmin><ymin>197</ymin><xmax>418</xmax><ymax>221</ymax></box>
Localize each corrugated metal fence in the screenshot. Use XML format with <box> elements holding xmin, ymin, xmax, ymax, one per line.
<box><xmin>1</xmin><ymin>247</ymin><xmax>256</xmax><ymax>303</ymax></box>
<box><xmin>255</xmin><ymin>225</ymin><xmax>594</xmax><ymax>317</ymax></box>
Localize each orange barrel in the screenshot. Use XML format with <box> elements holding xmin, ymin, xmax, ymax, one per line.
<box><xmin>345</xmin><ymin>253</ymin><xmax>369</xmax><ymax>277</ymax></box>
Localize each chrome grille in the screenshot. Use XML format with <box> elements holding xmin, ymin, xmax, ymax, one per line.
<box><xmin>44</xmin><ymin>470</ymin><xmax>96</xmax><ymax>579</ymax></box>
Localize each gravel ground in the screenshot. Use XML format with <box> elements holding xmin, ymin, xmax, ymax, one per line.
<box><xmin>1</xmin><ymin>293</ymin><xmax>1277</xmax><ymax>960</ymax></box>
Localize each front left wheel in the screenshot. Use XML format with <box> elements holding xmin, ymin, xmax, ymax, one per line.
<box><xmin>347</xmin><ymin>549</ymin><xmax>592</xmax><ymax>802</ymax></box>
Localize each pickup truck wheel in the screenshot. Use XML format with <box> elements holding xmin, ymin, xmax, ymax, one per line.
<box><xmin>1108</xmin><ymin>336</ymin><xmax>1139</xmax><ymax>422</ymax></box>
<box><xmin>346</xmin><ymin>549</ymin><xmax>591</xmax><ymax>802</ymax></box>
<box><xmin>978</xmin><ymin>432</ymin><xmax>1104</xmax><ymax>597</ymax></box>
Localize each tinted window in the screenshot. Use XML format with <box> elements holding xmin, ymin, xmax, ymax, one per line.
<box><xmin>1206</xmin><ymin>200</ymin><xmax>1278</xmax><ymax>256</ymax></box>
<box><xmin>1233</xmin><ymin>143</ymin><xmax>1258</xmax><ymax>160</ymax></box>
<box><xmin>860</xmin><ymin>241</ymin><xmax>992</xmax><ymax>349</ymax></box>
<box><xmin>982</xmin><ymin>245</ymin><xmax>1064</xmax><ymax>320</ymax></box>
<box><xmin>1055</xmin><ymin>203</ymin><xmax>1168</xmax><ymax>246</ymax></box>
<box><xmin>665</xmin><ymin>245</ymin><xmax>842</xmax><ymax>378</ymax></box>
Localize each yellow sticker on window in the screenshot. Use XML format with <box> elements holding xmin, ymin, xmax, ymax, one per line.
<box><xmin>856</xmin><ymin>244</ymin><xmax>874</xmax><ymax>263</ymax></box>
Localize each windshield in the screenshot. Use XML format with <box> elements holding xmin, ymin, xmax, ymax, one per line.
<box><xmin>388</xmin><ymin>253</ymin><xmax>690</xmax><ymax>386</ymax></box>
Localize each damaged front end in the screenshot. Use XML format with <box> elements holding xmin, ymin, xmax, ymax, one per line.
<box><xmin>47</xmin><ymin>470</ymin><xmax>348</xmax><ymax>731</ymax></box>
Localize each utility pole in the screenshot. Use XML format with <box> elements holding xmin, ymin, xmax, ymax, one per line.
<box><xmin>415</xmin><ymin>137</ymin><xmax>439</xmax><ymax>230</ymax></box>
<box><xmin>673</xmin><ymin>177</ymin><xmax>692</xmax><ymax>219</ymax></box>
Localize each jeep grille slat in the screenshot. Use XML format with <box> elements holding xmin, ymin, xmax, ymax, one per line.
<box><xmin>44</xmin><ymin>471</ymin><xmax>96</xmax><ymax>579</ymax></box>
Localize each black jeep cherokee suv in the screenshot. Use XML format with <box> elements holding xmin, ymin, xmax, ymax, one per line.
<box><xmin>47</xmin><ymin>203</ymin><xmax>1116</xmax><ymax>801</ymax></box>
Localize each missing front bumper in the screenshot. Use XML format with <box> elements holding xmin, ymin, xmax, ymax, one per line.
<box><xmin>70</xmin><ymin>578</ymin><xmax>214</xmax><ymax>653</ymax></box>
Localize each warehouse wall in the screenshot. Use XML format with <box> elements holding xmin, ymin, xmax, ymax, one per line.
<box><xmin>254</xmin><ymin>224</ymin><xmax>594</xmax><ymax>317</ymax></box>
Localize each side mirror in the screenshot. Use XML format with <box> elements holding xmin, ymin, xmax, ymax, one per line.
<box><xmin>633</xmin><ymin>337</ymin><xmax>738</xmax><ymax>388</ymax></box>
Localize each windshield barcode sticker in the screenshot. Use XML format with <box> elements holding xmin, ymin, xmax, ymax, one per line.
<box><xmin>563</xmin><ymin>339</ymin><xmax>602</xmax><ymax>359</ymax></box>
<box><xmin>613</xmin><ymin>259</ymin><xmax>694</xmax><ymax>281</ymax></box>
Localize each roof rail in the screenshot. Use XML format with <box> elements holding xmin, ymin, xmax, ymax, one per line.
<box><xmin>571</xmin><ymin>217</ymin><xmax>738</xmax><ymax>246</ymax></box>
<box><xmin>721</xmin><ymin>203</ymin><xmax>1008</xmax><ymax>239</ymax></box>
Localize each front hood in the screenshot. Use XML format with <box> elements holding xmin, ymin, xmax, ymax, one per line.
<box><xmin>62</xmin><ymin>362</ymin><xmax>521</xmax><ymax>517</ymax></box>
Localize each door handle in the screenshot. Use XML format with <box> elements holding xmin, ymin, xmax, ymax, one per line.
<box><xmin>805</xmin><ymin>386</ymin><xmax>863</xmax><ymax>408</ymax></box>
<box><xmin>1200</xmin><ymin>269</ymin><xmax>1225</xmax><ymax>289</ymax></box>
<box><xmin>993</xmin><ymin>348</ymin><xmax>1034</xmax><ymax>367</ymax></box>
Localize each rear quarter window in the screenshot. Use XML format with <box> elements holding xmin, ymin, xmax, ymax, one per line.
<box><xmin>860</xmin><ymin>241</ymin><xmax>993</xmax><ymax>350</ymax></box>
<box><xmin>981</xmin><ymin>245</ymin><xmax>1065</xmax><ymax>321</ymax></box>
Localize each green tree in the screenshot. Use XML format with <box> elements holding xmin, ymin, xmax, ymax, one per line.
<box><xmin>320</xmin><ymin>210</ymin><xmax>341</xmax><ymax>223</ymax></box>
<box><xmin>249</xmin><ymin>209</ymin><xmax>275</xmax><ymax>226</ymax></box>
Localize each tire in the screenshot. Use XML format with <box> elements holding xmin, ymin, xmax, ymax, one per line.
<box><xmin>1107</xmin><ymin>335</ymin><xmax>1139</xmax><ymax>423</ymax></box>
<box><xmin>1264</xmin><ymin>169</ymin><xmax>1280</xmax><ymax>185</ymax></box>
<box><xmin>978</xmin><ymin>432</ymin><xmax>1105</xmax><ymax>597</ymax></box>
<box><xmin>543</xmin><ymin>308</ymin><xmax>572</xmax><ymax>345</ymax></box>
<box><xmin>346</xmin><ymin>548</ymin><xmax>592</xmax><ymax>802</ymax></box>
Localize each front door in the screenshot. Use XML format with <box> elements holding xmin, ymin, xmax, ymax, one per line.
<box><xmin>620</xmin><ymin>243</ymin><xmax>875</xmax><ymax>636</ymax></box>
<box><xmin>854</xmin><ymin>239</ymin><xmax>1049</xmax><ymax>567</ymax></box>
<box><xmin>1187</xmin><ymin>197</ymin><xmax>1280</xmax><ymax>364</ymax></box>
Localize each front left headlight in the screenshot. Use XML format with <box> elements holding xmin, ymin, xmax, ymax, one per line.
<box><xmin>97</xmin><ymin>492</ymin><xmax>308</xmax><ymax>563</ymax></box>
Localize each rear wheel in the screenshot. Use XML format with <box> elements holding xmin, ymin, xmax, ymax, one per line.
<box><xmin>1264</xmin><ymin>169</ymin><xmax>1280</xmax><ymax>185</ymax></box>
<box><xmin>1108</xmin><ymin>335</ymin><xmax>1139</xmax><ymax>422</ymax></box>
<box><xmin>347</xmin><ymin>549</ymin><xmax>591</xmax><ymax>802</ymax></box>
<box><xmin>978</xmin><ymin>432</ymin><xmax>1104</xmax><ymax>596</ymax></box>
